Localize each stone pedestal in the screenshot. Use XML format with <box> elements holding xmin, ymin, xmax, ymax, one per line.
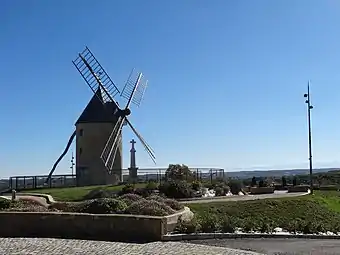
<box><xmin>128</xmin><ymin>167</ymin><xmax>138</xmax><ymax>184</ymax></box>
<box><xmin>128</xmin><ymin>139</ymin><xmax>138</xmax><ymax>183</ymax></box>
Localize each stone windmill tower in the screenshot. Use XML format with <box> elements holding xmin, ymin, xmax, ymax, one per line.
<box><xmin>46</xmin><ymin>47</ymin><xmax>156</xmax><ymax>187</ymax></box>
<box><xmin>74</xmin><ymin>87</ymin><xmax>123</xmax><ymax>186</ymax></box>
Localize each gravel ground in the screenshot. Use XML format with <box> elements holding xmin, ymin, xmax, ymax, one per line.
<box><xmin>187</xmin><ymin>238</ymin><xmax>340</xmax><ymax>255</ymax></box>
<box><xmin>0</xmin><ymin>238</ymin><xmax>263</xmax><ymax>255</ymax></box>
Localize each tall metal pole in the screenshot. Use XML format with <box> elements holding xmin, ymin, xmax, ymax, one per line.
<box><xmin>304</xmin><ymin>81</ymin><xmax>314</xmax><ymax>194</ymax></box>
<box><xmin>70</xmin><ymin>151</ymin><xmax>75</xmax><ymax>176</ymax></box>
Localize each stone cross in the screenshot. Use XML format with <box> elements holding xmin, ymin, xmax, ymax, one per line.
<box><xmin>129</xmin><ymin>139</ymin><xmax>137</xmax><ymax>169</ymax></box>
<box><xmin>130</xmin><ymin>139</ymin><xmax>136</xmax><ymax>151</ymax></box>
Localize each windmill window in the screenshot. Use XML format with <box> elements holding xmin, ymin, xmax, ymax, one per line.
<box><xmin>79</xmin><ymin>129</ymin><xmax>84</xmax><ymax>136</ymax></box>
<box><xmin>79</xmin><ymin>148</ymin><xmax>83</xmax><ymax>155</ymax></box>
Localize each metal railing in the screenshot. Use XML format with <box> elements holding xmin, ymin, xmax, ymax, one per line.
<box><xmin>8</xmin><ymin>167</ymin><xmax>225</xmax><ymax>190</ymax></box>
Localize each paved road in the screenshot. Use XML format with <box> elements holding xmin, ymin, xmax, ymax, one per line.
<box><xmin>187</xmin><ymin>238</ymin><xmax>340</xmax><ymax>255</ymax></box>
<box><xmin>182</xmin><ymin>191</ymin><xmax>309</xmax><ymax>204</ymax></box>
<box><xmin>0</xmin><ymin>238</ymin><xmax>263</xmax><ymax>255</ymax></box>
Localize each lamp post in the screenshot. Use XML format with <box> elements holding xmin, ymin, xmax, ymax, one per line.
<box><xmin>304</xmin><ymin>81</ymin><xmax>314</xmax><ymax>194</ymax></box>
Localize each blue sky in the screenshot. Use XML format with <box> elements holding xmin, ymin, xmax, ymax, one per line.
<box><xmin>1</xmin><ymin>0</ymin><xmax>340</xmax><ymax>178</ymax></box>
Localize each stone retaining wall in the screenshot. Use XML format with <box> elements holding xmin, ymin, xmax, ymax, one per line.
<box><xmin>250</xmin><ymin>187</ymin><xmax>275</xmax><ymax>194</ymax></box>
<box><xmin>0</xmin><ymin>212</ymin><xmax>166</xmax><ymax>242</ymax></box>
<box><xmin>287</xmin><ymin>185</ymin><xmax>309</xmax><ymax>193</ymax></box>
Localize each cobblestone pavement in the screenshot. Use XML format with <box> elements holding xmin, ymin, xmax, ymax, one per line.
<box><xmin>0</xmin><ymin>238</ymin><xmax>263</xmax><ymax>255</ymax></box>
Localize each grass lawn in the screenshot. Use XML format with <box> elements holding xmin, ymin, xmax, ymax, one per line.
<box><xmin>186</xmin><ymin>191</ymin><xmax>340</xmax><ymax>232</ymax></box>
<box><xmin>21</xmin><ymin>183</ymin><xmax>147</xmax><ymax>201</ymax></box>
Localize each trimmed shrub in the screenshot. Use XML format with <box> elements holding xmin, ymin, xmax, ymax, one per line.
<box><xmin>159</xmin><ymin>180</ymin><xmax>195</xmax><ymax>199</ymax></box>
<box><xmin>83</xmin><ymin>189</ymin><xmax>115</xmax><ymax>200</ymax></box>
<box><xmin>77</xmin><ymin>198</ymin><xmax>127</xmax><ymax>214</ymax></box>
<box><xmin>125</xmin><ymin>199</ymin><xmax>175</xmax><ymax>216</ymax></box>
<box><xmin>119</xmin><ymin>193</ymin><xmax>143</xmax><ymax>206</ymax></box>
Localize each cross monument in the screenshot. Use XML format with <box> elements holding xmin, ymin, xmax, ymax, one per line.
<box><xmin>128</xmin><ymin>139</ymin><xmax>138</xmax><ymax>183</ymax></box>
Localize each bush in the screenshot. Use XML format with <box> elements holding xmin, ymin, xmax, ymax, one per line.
<box><xmin>146</xmin><ymin>194</ymin><xmax>165</xmax><ymax>202</ymax></box>
<box><xmin>220</xmin><ymin>216</ymin><xmax>235</xmax><ymax>233</ymax></box>
<box><xmin>191</xmin><ymin>181</ymin><xmax>202</xmax><ymax>191</ymax></box>
<box><xmin>281</xmin><ymin>219</ymin><xmax>302</xmax><ymax>234</ymax></box>
<box><xmin>77</xmin><ymin>198</ymin><xmax>127</xmax><ymax>214</ymax></box>
<box><xmin>164</xmin><ymin>198</ymin><xmax>184</xmax><ymax>211</ymax></box>
<box><xmin>258</xmin><ymin>219</ymin><xmax>275</xmax><ymax>233</ymax></box>
<box><xmin>49</xmin><ymin>202</ymin><xmax>80</xmax><ymax>212</ymax></box>
<box><xmin>146</xmin><ymin>195</ymin><xmax>184</xmax><ymax>211</ymax></box>
<box><xmin>0</xmin><ymin>198</ymin><xmax>11</xmax><ymax>210</ymax></box>
<box><xmin>159</xmin><ymin>180</ymin><xmax>195</xmax><ymax>199</ymax></box>
<box><xmin>175</xmin><ymin>215</ymin><xmax>201</xmax><ymax>234</ymax></box>
<box><xmin>145</xmin><ymin>181</ymin><xmax>158</xmax><ymax>191</ymax></box>
<box><xmin>319</xmin><ymin>185</ymin><xmax>339</xmax><ymax>191</ymax></box>
<box><xmin>119</xmin><ymin>193</ymin><xmax>143</xmax><ymax>206</ymax></box>
<box><xmin>83</xmin><ymin>189</ymin><xmax>115</xmax><ymax>200</ymax></box>
<box><xmin>214</xmin><ymin>187</ymin><xmax>224</xmax><ymax>196</ymax></box>
<box><xmin>121</xmin><ymin>184</ymin><xmax>135</xmax><ymax>195</ymax></box>
<box><xmin>165</xmin><ymin>164</ymin><xmax>195</xmax><ymax>182</ymax></box>
<box><xmin>6</xmin><ymin>200</ymin><xmax>49</xmax><ymax>212</ymax></box>
<box><xmin>240</xmin><ymin>218</ymin><xmax>257</xmax><ymax>232</ymax></box>
<box><xmin>125</xmin><ymin>199</ymin><xmax>175</xmax><ymax>216</ymax></box>
<box><xmin>199</xmin><ymin>214</ymin><xmax>219</xmax><ymax>233</ymax></box>
<box><xmin>134</xmin><ymin>188</ymin><xmax>151</xmax><ymax>197</ymax></box>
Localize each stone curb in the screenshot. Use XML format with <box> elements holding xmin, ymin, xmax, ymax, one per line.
<box><xmin>17</xmin><ymin>193</ymin><xmax>56</xmax><ymax>204</ymax></box>
<box><xmin>162</xmin><ymin>232</ymin><xmax>340</xmax><ymax>241</ymax></box>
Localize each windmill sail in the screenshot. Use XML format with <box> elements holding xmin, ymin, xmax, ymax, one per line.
<box><xmin>100</xmin><ymin>116</ymin><xmax>125</xmax><ymax>173</ymax></box>
<box><xmin>125</xmin><ymin>119</ymin><xmax>156</xmax><ymax>164</ymax></box>
<box><xmin>72</xmin><ymin>47</ymin><xmax>120</xmax><ymax>103</ymax></box>
<box><xmin>121</xmin><ymin>69</ymin><xmax>148</xmax><ymax>107</ymax></box>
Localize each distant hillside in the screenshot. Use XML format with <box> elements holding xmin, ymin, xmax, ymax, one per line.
<box><xmin>226</xmin><ymin>168</ymin><xmax>339</xmax><ymax>179</ymax></box>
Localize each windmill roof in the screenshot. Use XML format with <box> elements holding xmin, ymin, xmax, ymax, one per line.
<box><xmin>75</xmin><ymin>87</ymin><xmax>119</xmax><ymax>124</ymax></box>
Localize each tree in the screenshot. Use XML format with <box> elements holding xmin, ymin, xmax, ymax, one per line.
<box><xmin>251</xmin><ymin>176</ymin><xmax>257</xmax><ymax>187</ymax></box>
<box><xmin>258</xmin><ymin>179</ymin><xmax>265</xmax><ymax>187</ymax></box>
<box><xmin>228</xmin><ymin>179</ymin><xmax>243</xmax><ymax>195</ymax></box>
<box><xmin>165</xmin><ymin>164</ymin><xmax>195</xmax><ymax>181</ymax></box>
<box><xmin>293</xmin><ymin>176</ymin><xmax>297</xmax><ymax>186</ymax></box>
<box><xmin>282</xmin><ymin>176</ymin><xmax>287</xmax><ymax>187</ymax></box>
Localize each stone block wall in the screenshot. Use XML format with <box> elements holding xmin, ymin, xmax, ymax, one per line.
<box><xmin>0</xmin><ymin>212</ymin><xmax>166</xmax><ymax>242</ymax></box>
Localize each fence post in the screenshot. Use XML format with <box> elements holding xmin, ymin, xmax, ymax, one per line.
<box><xmin>11</xmin><ymin>189</ymin><xmax>16</xmax><ymax>201</ymax></box>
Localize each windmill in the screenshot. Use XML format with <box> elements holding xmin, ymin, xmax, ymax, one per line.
<box><xmin>46</xmin><ymin>47</ymin><xmax>155</xmax><ymax>185</ymax></box>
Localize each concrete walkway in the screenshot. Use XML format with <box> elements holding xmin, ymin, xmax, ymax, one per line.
<box><xmin>188</xmin><ymin>238</ymin><xmax>340</xmax><ymax>255</ymax></box>
<box><xmin>182</xmin><ymin>191</ymin><xmax>309</xmax><ymax>204</ymax></box>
